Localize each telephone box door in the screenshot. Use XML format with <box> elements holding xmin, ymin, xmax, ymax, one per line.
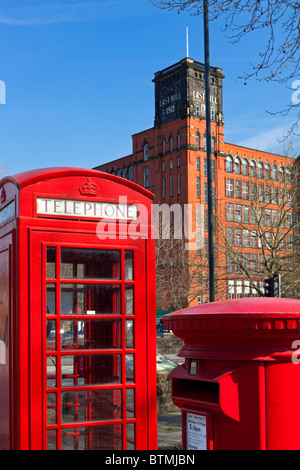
<box><xmin>29</xmin><ymin>230</ymin><xmax>149</xmax><ymax>450</ymax></box>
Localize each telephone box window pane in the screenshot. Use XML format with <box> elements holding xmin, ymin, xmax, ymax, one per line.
<box><xmin>125</xmin><ymin>251</ymin><xmax>134</xmax><ymax>280</ymax></box>
<box><xmin>126</xmin><ymin>388</ymin><xmax>135</xmax><ymax>418</ymax></box>
<box><xmin>125</xmin><ymin>286</ymin><xmax>134</xmax><ymax>315</ymax></box>
<box><xmin>61</xmin><ymin>284</ymin><xmax>121</xmax><ymax>315</ymax></box>
<box><xmin>61</xmin><ymin>354</ymin><xmax>122</xmax><ymax>387</ymax></box>
<box><xmin>61</xmin><ymin>249</ymin><xmax>120</xmax><ymax>280</ymax></box>
<box><xmin>46</xmin><ymin>284</ymin><xmax>56</xmax><ymax>315</ymax></box>
<box><xmin>47</xmin><ymin>320</ymin><xmax>56</xmax><ymax>350</ymax></box>
<box><xmin>126</xmin><ymin>354</ymin><xmax>134</xmax><ymax>383</ymax></box>
<box><xmin>125</xmin><ymin>320</ymin><xmax>134</xmax><ymax>349</ymax></box>
<box><xmin>47</xmin><ymin>247</ymin><xmax>56</xmax><ymax>278</ymax></box>
<box><xmin>61</xmin><ymin>319</ymin><xmax>121</xmax><ymax>350</ymax></box>
<box><xmin>61</xmin><ymin>389</ymin><xmax>122</xmax><ymax>424</ymax></box>
<box><xmin>127</xmin><ymin>423</ymin><xmax>135</xmax><ymax>450</ymax></box>
<box><xmin>47</xmin><ymin>430</ymin><xmax>57</xmax><ymax>450</ymax></box>
<box><xmin>47</xmin><ymin>393</ymin><xmax>57</xmax><ymax>424</ymax></box>
<box><xmin>47</xmin><ymin>356</ymin><xmax>57</xmax><ymax>387</ymax></box>
<box><xmin>61</xmin><ymin>425</ymin><xmax>122</xmax><ymax>450</ymax></box>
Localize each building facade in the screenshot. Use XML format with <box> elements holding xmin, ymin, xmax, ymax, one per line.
<box><xmin>95</xmin><ymin>58</ymin><xmax>295</xmax><ymax>309</ymax></box>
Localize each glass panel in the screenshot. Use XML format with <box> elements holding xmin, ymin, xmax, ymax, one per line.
<box><xmin>46</xmin><ymin>284</ymin><xmax>56</xmax><ymax>315</ymax></box>
<box><xmin>47</xmin><ymin>393</ymin><xmax>57</xmax><ymax>424</ymax></box>
<box><xmin>47</xmin><ymin>247</ymin><xmax>56</xmax><ymax>278</ymax></box>
<box><xmin>61</xmin><ymin>284</ymin><xmax>121</xmax><ymax>315</ymax></box>
<box><xmin>125</xmin><ymin>354</ymin><xmax>134</xmax><ymax>383</ymax></box>
<box><xmin>47</xmin><ymin>430</ymin><xmax>57</xmax><ymax>450</ymax></box>
<box><xmin>61</xmin><ymin>425</ymin><xmax>122</xmax><ymax>450</ymax></box>
<box><xmin>125</xmin><ymin>286</ymin><xmax>134</xmax><ymax>315</ymax></box>
<box><xmin>61</xmin><ymin>249</ymin><xmax>120</xmax><ymax>280</ymax></box>
<box><xmin>127</xmin><ymin>423</ymin><xmax>135</xmax><ymax>450</ymax></box>
<box><xmin>125</xmin><ymin>320</ymin><xmax>134</xmax><ymax>349</ymax></box>
<box><xmin>126</xmin><ymin>389</ymin><xmax>135</xmax><ymax>418</ymax></box>
<box><xmin>125</xmin><ymin>251</ymin><xmax>134</xmax><ymax>280</ymax></box>
<box><xmin>61</xmin><ymin>389</ymin><xmax>122</xmax><ymax>424</ymax></box>
<box><xmin>61</xmin><ymin>320</ymin><xmax>121</xmax><ymax>350</ymax></box>
<box><xmin>47</xmin><ymin>320</ymin><xmax>56</xmax><ymax>350</ymax></box>
<box><xmin>47</xmin><ymin>356</ymin><xmax>57</xmax><ymax>387</ymax></box>
<box><xmin>61</xmin><ymin>354</ymin><xmax>122</xmax><ymax>387</ymax></box>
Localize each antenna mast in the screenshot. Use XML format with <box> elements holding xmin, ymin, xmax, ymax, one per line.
<box><xmin>186</xmin><ymin>27</ymin><xmax>189</xmax><ymax>57</ymax></box>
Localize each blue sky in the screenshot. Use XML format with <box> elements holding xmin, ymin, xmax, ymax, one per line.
<box><xmin>0</xmin><ymin>0</ymin><xmax>298</xmax><ymax>176</ymax></box>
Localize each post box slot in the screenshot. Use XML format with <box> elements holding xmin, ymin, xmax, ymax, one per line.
<box><xmin>173</xmin><ymin>378</ymin><xmax>219</xmax><ymax>405</ymax></box>
<box><xmin>169</xmin><ymin>364</ymin><xmax>240</xmax><ymax>420</ymax></box>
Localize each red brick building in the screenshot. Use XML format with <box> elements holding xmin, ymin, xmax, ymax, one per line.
<box><xmin>95</xmin><ymin>58</ymin><xmax>294</xmax><ymax>308</ymax></box>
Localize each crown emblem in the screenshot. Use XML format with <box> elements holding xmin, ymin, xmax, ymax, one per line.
<box><xmin>79</xmin><ymin>178</ymin><xmax>99</xmax><ymax>197</ymax></box>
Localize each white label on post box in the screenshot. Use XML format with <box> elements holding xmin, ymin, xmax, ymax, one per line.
<box><xmin>186</xmin><ymin>413</ymin><xmax>207</xmax><ymax>450</ymax></box>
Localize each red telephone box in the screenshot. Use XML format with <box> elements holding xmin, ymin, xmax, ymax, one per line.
<box><xmin>0</xmin><ymin>167</ymin><xmax>157</xmax><ymax>450</ymax></box>
<box><xmin>163</xmin><ymin>298</ymin><xmax>300</xmax><ymax>450</ymax></box>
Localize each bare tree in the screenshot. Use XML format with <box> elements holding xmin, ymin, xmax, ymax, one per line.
<box><xmin>156</xmin><ymin>236</ymin><xmax>208</xmax><ymax>309</ymax></box>
<box><xmin>0</xmin><ymin>163</ymin><xmax>8</xmax><ymax>178</ymax></box>
<box><xmin>156</xmin><ymin>231</ymin><xmax>227</xmax><ymax>310</ymax></box>
<box><xmin>216</xmin><ymin>163</ymin><xmax>300</xmax><ymax>298</ymax></box>
<box><xmin>151</xmin><ymin>0</ymin><xmax>300</xmax><ymax>137</ymax></box>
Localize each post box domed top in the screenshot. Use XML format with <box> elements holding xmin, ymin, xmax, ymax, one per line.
<box><xmin>165</xmin><ymin>297</ymin><xmax>300</xmax><ymax>317</ymax></box>
<box><xmin>162</xmin><ymin>298</ymin><xmax>300</xmax><ymax>358</ymax></box>
<box><xmin>0</xmin><ymin>167</ymin><xmax>154</xmax><ymax>199</ymax></box>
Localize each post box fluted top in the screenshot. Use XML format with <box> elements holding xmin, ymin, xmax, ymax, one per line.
<box><xmin>162</xmin><ymin>298</ymin><xmax>300</xmax><ymax>334</ymax></box>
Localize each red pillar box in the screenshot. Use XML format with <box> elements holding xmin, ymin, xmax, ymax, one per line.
<box><xmin>162</xmin><ymin>298</ymin><xmax>300</xmax><ymax>450</ymax></box>
<box><xmin>0</xmin><ymin>167</ymin><xmax>157</xmax><ymax>450</ymax></box>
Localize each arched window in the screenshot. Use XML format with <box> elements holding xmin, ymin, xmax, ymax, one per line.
<box><xmin>178</xmin><ymin>133</ymin><xmax>181</xmax><ymax>149</ymax></box>
<box><xmin>234</xmin><ymin>157</ymin><xmax>241</xmax><ymax>174</ymax></box>
<box><xmin>250</xmin><ymin>160</ymin><xmax>256</xmax><ymax>177</ymax></box>
<box><xmin>226</xmin><ymin>156</ymin><xmax>233</xmax><ymax>172</ymax></box>
<box><xmin>272</xmin><ymin>165</ymin><xmax>277</xmax><ymax>181</ymax></box>
<box><xmin>242</xmin><ymin>158</ymin><xmax>249</xmax><ymax>175</ymax></box>
<box><xmin>170</xmin><ymin>136</ymin><xmax>174</xmax><ymax>153</ymax></box>
<box><xmin>264</xmin><ymin>163</ymin><xmax>271</xmax><ymax>179</ymax></box>
<box><xmin>196</xmin><ymin>132</ymin><xmax>200</xmax><ymax>149</ymax></box>
<box><xmin>162</xmin><ymin>139</ymin><xmax>166</xmax><ymax>155</ymax></box>
<box><xmin>286</xmin><ymin>168</ymin><xmax>291</xmax><ymax>183</ymax></box>
<box><xmin>144</xmin><ymin>143</ymin><xmax>149</xmax><ymax>161</ymax></box>
<box><xmin>279</xmin><ymin>166</ymin><xmax>284</xmax><ymax>182</ymax></box>
<box><xmin>128</xmin><ymin>167</ymin><xmax>133</xmax><ymax>181</ymax></box>
<box><xmin>257</xmin><ymin>162</ymin><xmax>263</xmax><ymax>178</ymax></box>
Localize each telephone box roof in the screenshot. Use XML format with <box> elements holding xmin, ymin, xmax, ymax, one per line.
<box><xmin>0</xmin><ymin>167</ymin><xmax>154</xmax><ymax>199</ymax></box>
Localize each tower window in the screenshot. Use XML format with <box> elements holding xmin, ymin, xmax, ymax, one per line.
<box><xmin>144</xmin><ymin>169</ymin><xmax>149</xmax><ymax>188</ymax></box>
<box><xmin>144</xmin><ymin>144</ymin><xmax>149</xmax><ymax>161</ymax></box>
<box><xmin>170</xmin><ymin>136</ymin><xmax>173</xmax><ymax>153</ymax></box>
